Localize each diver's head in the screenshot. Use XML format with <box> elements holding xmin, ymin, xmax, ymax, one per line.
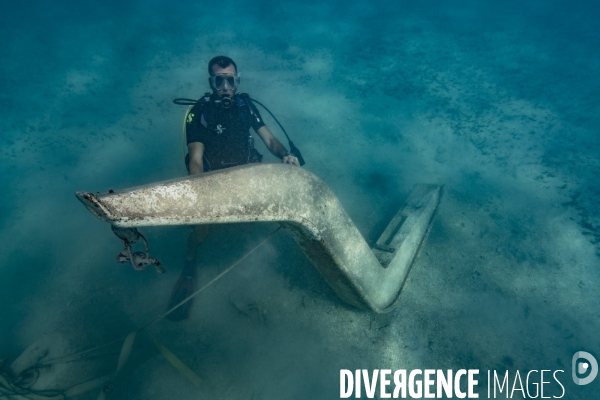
<box><xmin>208</xmin><ymin>56</ymin><xmax>240</xmax><ymax>99</ymax></box>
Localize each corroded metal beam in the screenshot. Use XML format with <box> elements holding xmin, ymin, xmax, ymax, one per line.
<box><xmin>76</xmin><ymin>164</ymin><xmax>443</xmax><ymax>313</ymax></box>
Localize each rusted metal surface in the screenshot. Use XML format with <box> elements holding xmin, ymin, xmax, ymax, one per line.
<box><xmin>76</xmin><ymin>164</ymin><xmax>443</xmax><ymax>313</ymax></box>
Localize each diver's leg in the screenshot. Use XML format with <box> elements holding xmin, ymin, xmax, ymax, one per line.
<box><xmin>167</xmin><ymin>225</ymin><xmax>210</xmax><ymax>321</ymax></box>
<box><xmin>185</xmin><ymin>225</ymin><xmax>210</xmax><ymax>261</ymax></box>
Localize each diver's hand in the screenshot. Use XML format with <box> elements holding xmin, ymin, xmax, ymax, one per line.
<box><xmin>283</xmin><ymin>154</ymin><xmax>300</xmax><ymax>166</ymax></box>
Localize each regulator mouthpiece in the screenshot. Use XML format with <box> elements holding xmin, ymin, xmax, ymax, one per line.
<box><xmin>221</xmin><ymin>95</ymin><xmax>233</xmax><ymax>108</ymax></box>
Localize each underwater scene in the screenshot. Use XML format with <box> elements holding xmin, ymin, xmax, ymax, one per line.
<box><xmin>1</xmin><ymin>0</ymin><xmax>599</xmax><ymax>398</ymax></box>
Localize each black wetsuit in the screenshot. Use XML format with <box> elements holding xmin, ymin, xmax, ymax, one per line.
<box><xmin>186</xmin><ymin>93</ymin><xmax>265</xmax><ymax>171</ymax></box>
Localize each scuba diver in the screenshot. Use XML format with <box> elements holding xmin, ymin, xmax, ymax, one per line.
<box><xmin>167</xmin><ymin>56</ymin><xmax>301</xmax><ymax>321</ymax></box>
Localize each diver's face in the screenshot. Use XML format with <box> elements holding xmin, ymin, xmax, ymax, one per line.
<box><xmin>210</xmin><ymin>64</ymin><xmax>237</xmax><ymax>98</ymax></box>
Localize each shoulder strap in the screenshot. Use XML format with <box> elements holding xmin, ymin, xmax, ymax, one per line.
<box><xmin>232</xmin><ymin>92</ymin><xmax>252</xmax><ymax>125</ymax></box>
<box><xmin>197</xmin><ymin>93</ymin><xmax>215</xmax><ymax>126</ymax></box>
<box><xmin>235</xmin><ymin>92</ymin><xmax>251</xmax><ymax>107</ymax></box>
<box><xmin>200</xmin><ymin>93</ymin><xmax>211</xmax><ymax>103</ymax></box>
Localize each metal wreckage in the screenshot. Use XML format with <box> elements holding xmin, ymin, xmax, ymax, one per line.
<box><xmin>2</xmin><ymin>164</ymin><xmax>443</xmax><ymax>399</ymax></box>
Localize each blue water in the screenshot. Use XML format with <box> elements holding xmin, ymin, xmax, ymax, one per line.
<box><xmin>1</xmin><ymin>0</ymin><xmax>599</xmax><ymax>398</ymax></box>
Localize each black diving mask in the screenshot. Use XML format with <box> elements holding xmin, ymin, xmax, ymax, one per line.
<box><xmin>210</xmin><ymin>73</ymin><xmax>240</xmax><ymax>91</ymax></box>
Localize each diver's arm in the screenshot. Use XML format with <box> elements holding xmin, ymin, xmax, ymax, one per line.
<box><xmin>257</xmin><ymin>126</ymin><xmax>286</xmax><ymax>156</ymax></box>
<box><xmin>256</xmin><ymin>126</ymin><xmax>300</xmax><ymax>166</ymax></box>
<box><xmin>188</xmin><ymin>142</ymin><xmax>205</xmax><ymax>175</ymax></box>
